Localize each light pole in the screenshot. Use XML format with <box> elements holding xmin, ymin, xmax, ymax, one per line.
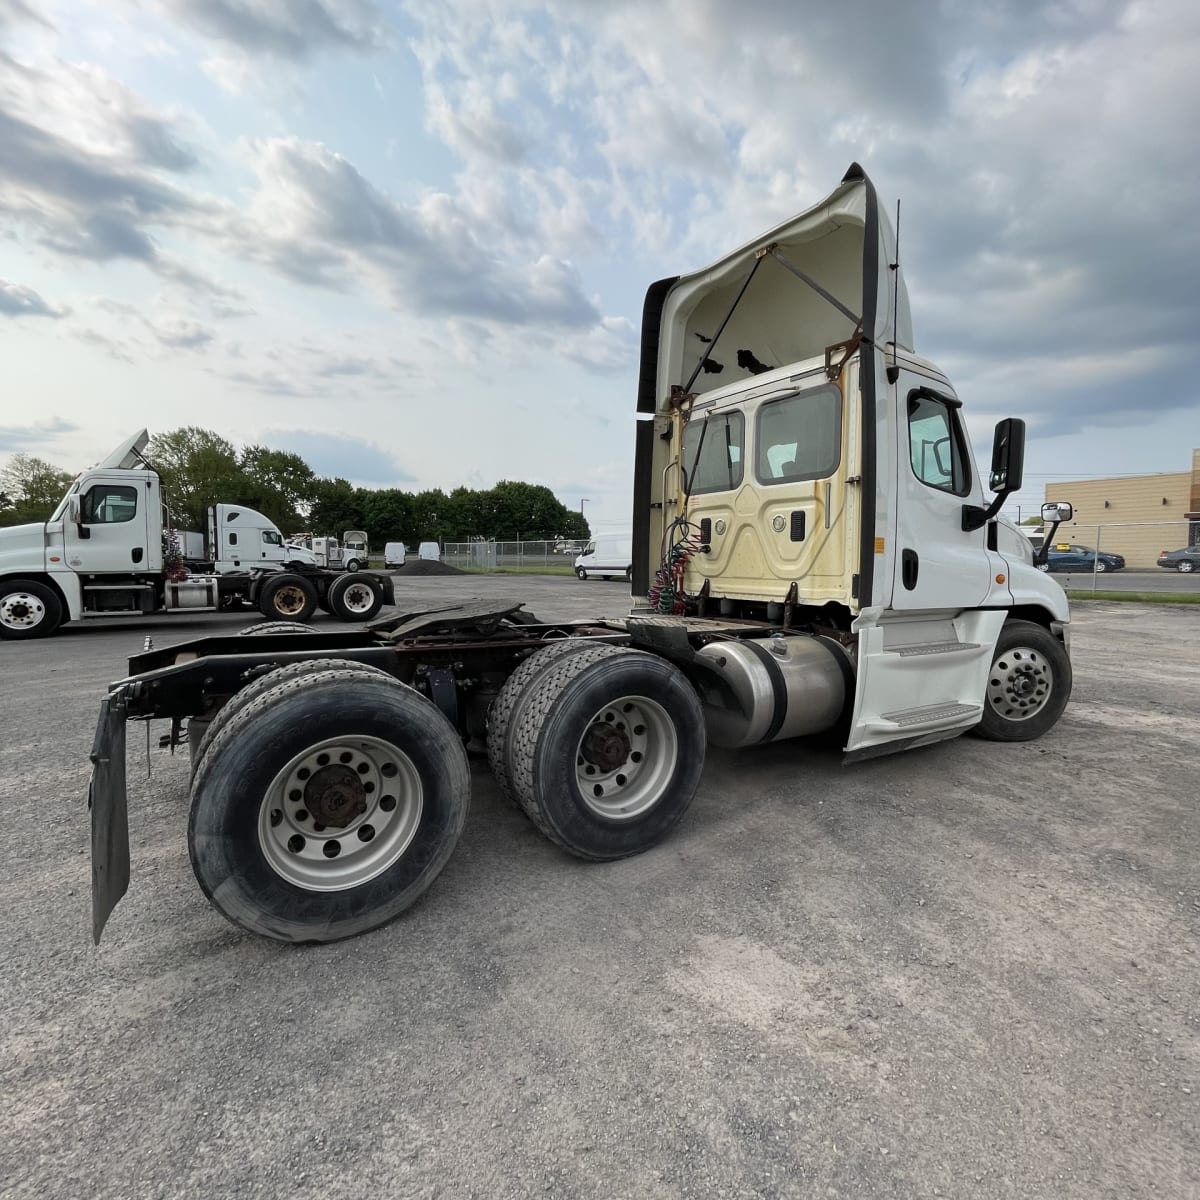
<box><xmin>580</xmin><ymin>498</ymin><xmax>590</xmax><ymax>515</ymax></box>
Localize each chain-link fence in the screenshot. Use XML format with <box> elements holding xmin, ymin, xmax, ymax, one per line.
<box><xmin>441</xmin><ymin>540</ymin><xmax>585</xmax><ymax>571</ymax></box>
<box><xmin>1032</xmin><ymin>518</ymin><xmax>1199</xmax><ymax>590</ymax></box>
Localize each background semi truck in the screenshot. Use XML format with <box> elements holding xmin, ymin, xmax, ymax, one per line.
<box><xmin>86</xmin><ymin>163</ymin><xmax>1075</xmax><ymax>948</ymax></box>
<box><xmin>0</xmin><ymin>431</ymin><xmax>394</xmax><ymax>638</ymax></box>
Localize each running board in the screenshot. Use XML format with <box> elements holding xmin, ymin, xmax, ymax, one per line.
<box><xmin>880</xmin><ymin>701</ymin><xmax>981</xmax><ymax>727</ymax></box>
<box><xmin>889</xmin><ymin>641</ymin><xmax>980</xmax><ymax>657</ymax></box>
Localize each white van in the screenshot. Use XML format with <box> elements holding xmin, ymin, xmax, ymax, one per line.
<box><xmin>574</xmin><ymin>532</ymin><xmax>632</xmax><ymax>581</ymax></box>
<box><xmin>418</xmin><ymin>541</ymin><xmax>441</xmax><ymax>562</ymax></box>
<box><xmin>383</xmin><ymin>542</ymin><xmax>406</xmax><ymax>568</ymax></box>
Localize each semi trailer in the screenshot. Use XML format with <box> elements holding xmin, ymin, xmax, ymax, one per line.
<box><xmin>87</xmin><ymin>164</ymin><xmax>1075</xmax><ymax>946</ymax></box>
<box><xmin>0</xmin><ymin>431</ymin><xmax>395</xmax><ymax>638</ymax></box>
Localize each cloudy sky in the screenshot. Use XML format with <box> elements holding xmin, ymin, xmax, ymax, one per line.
<box><xmin>1</xmin><ymin>0</ymin><xmax>1197</xmax><ymax>533</ymax></box>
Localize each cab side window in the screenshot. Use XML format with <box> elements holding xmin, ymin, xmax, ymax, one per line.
<box><xmin>81</xmin><ymin>484</ymin><xmax>138</xmax><ymax>523</ymax></box>
<box><xmin>907</xmin><ymin>391</ymin><xmax>970</xmax><ymax>496</ymax></box>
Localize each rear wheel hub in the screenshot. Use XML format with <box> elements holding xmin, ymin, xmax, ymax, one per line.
<box><xmin>304</xmin><ymin>764</ymin><xmax>367</xmax><ymax>828</ymax></box>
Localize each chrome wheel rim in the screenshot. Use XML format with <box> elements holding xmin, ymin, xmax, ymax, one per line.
<box><xmin>987</xmin><ymin>646</ymin><xmax>1053</xmax><ymax>722</ymax></box>
<box><xmin>339</xmin><ymin>583</ymin><xmax>376</xmax><ymax>614</ymax></box>
<box><xmin>258</xmin><ymin>735</ymin><xmax>423</xmax><ymax>890</ymax></box>
<box><xmin>0</xmin><ymin>591</ymin><xmax>46</xmax><ymax>631</ymax></box>
<box><xmin>574</xmin><ymin>694</ymin><xmax>677</xmax><ymax>820</ymax></box>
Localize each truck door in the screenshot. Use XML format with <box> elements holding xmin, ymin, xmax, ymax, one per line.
<box><xmin>890</xmin><ymin>376</ymin><xmax>996</xmax><ymax>610</ymax></box>
<box><xmin>64</xmin><ymin>476</ymin><xmax>153</xmax><ymax>574</ymax></box>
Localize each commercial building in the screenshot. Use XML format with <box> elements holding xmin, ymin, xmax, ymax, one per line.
<box><xmin>1042</xmin><ymin>449</ymin><xmax>1200</xmax><ymax>568</ymax></box>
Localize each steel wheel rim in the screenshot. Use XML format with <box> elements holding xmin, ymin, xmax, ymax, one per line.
<box><xmin>987</xmin><ymin>646</ymin><xmax>1053</xmax><ymax>722</ymax></box>
<box><xmin>274</xmin><ymin>585</ymin><xmax>307</xmax><ymax>616</ymax></box>
<box><xmin>340</xmin><ymin>583</ymin><xmax>375</xmax><ymax>614</ymax></box>
<box><xmin>258</xmin><ymin>734</ymin><xmax>423</xmax><ymax>890</ymax></box>
<box><xmin>574</xmin><ymin>694</ymin><xmax>677</xmax><ymax>821</ymax></box>
<box><xmin>0</xmin><ymin>591</ymin><xmax>46</xmax><ymax>631</ymax></box>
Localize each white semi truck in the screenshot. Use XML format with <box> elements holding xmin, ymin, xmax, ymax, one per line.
<box><xmin>87</xmin><ymin>164</ymin><xmax>1074</xmax><ymax>947</ymax></box>
<box><xmin>0</xmin><ymin>431</ymin><xmax>395</xmax><ymax>637</ymax></box>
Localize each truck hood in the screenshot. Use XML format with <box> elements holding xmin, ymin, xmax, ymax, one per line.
<box><xmin>0</xmin><ymin>521</ymin><xmax>47</xmax><ymax>573</ymax></box>
<box><xmin>646</xmin><ymin>162</ymin><xmax>911</xmax><ymax>409</ymax></box>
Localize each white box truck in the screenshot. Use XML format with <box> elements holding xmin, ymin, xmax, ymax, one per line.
<box><xmin>87</xmin><ymin>164</ymin><xmax>1075</xmax><ymax>948</ymax></box>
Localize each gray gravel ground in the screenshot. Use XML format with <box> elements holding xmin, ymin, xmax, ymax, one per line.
<box><xmin>2</xmin><ymin>580</ymin><xmax>1198</xmax><ymax>1199</ymax></box>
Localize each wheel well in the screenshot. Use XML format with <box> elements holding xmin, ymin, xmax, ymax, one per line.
<box><xmin>0</xmin><ymin>572</ymin><xmax>70</xmax><ymax>621</ymax></box>
<box><xmin>1006</xmin><ymin>604</ymin><xmax>1056</xmax><ymax>630</ymax></box>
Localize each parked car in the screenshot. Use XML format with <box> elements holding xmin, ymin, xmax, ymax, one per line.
<box><xmin>383</xmin><ymin>542</ymin><xmax>406</xmax><ymax>568</ymax></box>
<box><xmin>1156</xmin><ymin>545</ymin><xmax>1200</xmax><ymax>573</ymax></box>
<box><xmin>1036</xmin><ymin>544</ymin><xmax>1125</xmax><ymax>574</ymax></box>
<box><xmin>418</xmin><ymin>541</ymin><xmax>441</xmax><ymax>562</ymax></box>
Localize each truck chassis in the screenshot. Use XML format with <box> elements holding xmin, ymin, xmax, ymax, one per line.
<box><xmin>89</xmin><ymin>597</ymin><xmax>1068</xmax><ymax>945</ymax></box>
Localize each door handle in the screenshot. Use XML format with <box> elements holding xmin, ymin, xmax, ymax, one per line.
<box><xmin>901</xmin><ymin>549</ymin><xmax>919</xmax><ymax>590</ymax></box>
<box><xmin>131</xmin><ymin>547</ymin><xmax>144</xmax><ymax>564</ymax></box>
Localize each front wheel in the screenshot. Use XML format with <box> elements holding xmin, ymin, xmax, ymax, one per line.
<box><xmin>971</xmin><ymin>620</ymin><xmax>1072</xmax><ymax>742</ymax></box>
<box><xmin>1095</xmin><ymin>560</ymin><xmax>1107</xmax><ymax>573</ymax></box>
<box><xmin>344</xmin><ymin>558</ymin><xmax>362</xmax><ymax>573</ymax></box>
<box><xmin>189</xmin><ymin>672</ymin><xmax>470</xmax><ymax>943</ymax></box>
<box><xmin>575</xmin><ymin>567</ymin><xmax>587</xmax><ymax>580</ymax></box>
<box><xmin>0</xmin><ymin>579</ymin><xmax>62</xmax><ymax>640</ymax></box>
<box><xmin>1035</xmin><ymin>562</ymin><xmax>1050</xmax><ymax>572</ymax></box>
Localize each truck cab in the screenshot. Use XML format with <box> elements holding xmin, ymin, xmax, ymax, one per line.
<box><xmin>635</xmin><ymin>162</ymin><xmax>1070</xmax><ymax>757</ymax></box>
<box><xmin>0</xmin><ymin>431</ymin><xmax>337</xmax><ymax>636</ymax></box>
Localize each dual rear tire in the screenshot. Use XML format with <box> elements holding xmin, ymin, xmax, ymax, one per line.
<box><xmin>488</xmin><ymin>643</ymin><xmax>705</xmax><ymax>860</ymax></box>
<box><xmin>257</xmin><ymin>572</ymin><xmax>386</xmax><ymax>624</ymax></box>
<box><xmin>189</xmin><ymin>668</ymin><xmax>468</xmax><ymax>943</ymax></box>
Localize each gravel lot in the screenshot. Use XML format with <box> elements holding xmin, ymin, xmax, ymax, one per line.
<box><xmin>2</xmin><ymin>579</ymin><xmax>1198</xmax><ymax>1199</ymax></box>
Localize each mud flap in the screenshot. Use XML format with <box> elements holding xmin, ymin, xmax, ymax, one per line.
<box><xmin>89</xmin><ymin>692</ymin><xmax>130</xmax><ymax>944</ymax></box>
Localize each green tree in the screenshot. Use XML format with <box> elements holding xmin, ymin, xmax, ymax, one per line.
<box><xmin>360</xmin><ymin>488</ymin><xmax>413</xmax><ymax>546</ymax></box>
<box><xmin>238</xmin><ymin>446</ymin><xmax>317</xmax><ymax>533</ymax></box>
<box><xmin>411</xmin><ymin>488</ymin><xmax>448</xmax><ymax>543</ymax></box>
<box><xmin>146</xmin><ymin>427</ymin><xmax>245</xmax><ymax>531</ymax></box>
<box><xmin>308</xmin><ymin>477</ymin><xmax>364</xmax><ymax>534</ymax></box>
<box><xmin>0</xmin><ymin>453</ymin><xmax>76</xmax><ymax>527</ymax></box>
<box><xmin>485</xmin><ymin>480</ymin><xmax>580</xmax><ymax>540</ymax></box>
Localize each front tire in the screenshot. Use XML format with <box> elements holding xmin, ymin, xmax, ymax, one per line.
<box><xmin>1095</xmin><ymin>560</ymin><xmax>1107</xmax><ymax>574</ymax></box>
<box><xmin>345</xmin><ymin>558</ymin><xmax>362</xmax><ymax>573</ymax></box>
<box><xmin>0</xmin><ymin>579</ymin><xmax>62</xmax><ymax>640</ymax></box>
<box><xmin>508</xmin><ymin>647</ymin><xmax>705</xmax><ymax>860</ymax></box>
<box><xmin>575</xmin><ymin>567</ymin><xmax>588</xmax><ymax>580</ymax></box>
<box><xmin>189</xmin><ymin>672</ymin><xmax>470</xmax><ymax>943</ymax></box>
<box><xmin>972</xmin><ymin>620</ymin><xmax>1072</xmax><ymax>742</ymax></box>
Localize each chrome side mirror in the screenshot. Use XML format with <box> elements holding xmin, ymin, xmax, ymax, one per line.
<box><xmin>1041</xmin><ymin>501</ymin><xmax>1074</xmax><ymax>523</ymax></box>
